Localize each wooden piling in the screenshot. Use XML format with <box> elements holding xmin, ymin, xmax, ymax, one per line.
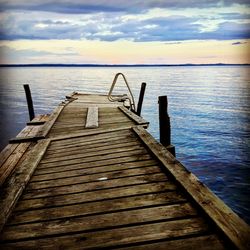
<box><xmin>23</xmin><ymin>84</ymin><xmax>35</xmax><ymax>121</ymax></box>
<box><xmin>158</xmin><ymin>96</ymin><xmax>176</xmax><ymax>157</ymax></box>
<box><xmin>136</xmin><ymin>82</ymin><xmax>146</xmax><ymax>116</ymax></box>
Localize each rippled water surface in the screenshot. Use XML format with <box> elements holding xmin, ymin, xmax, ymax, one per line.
<box><xmin>0</xmin><ymin>66</ymin><xmax>249</xmax><ymax>223</ymax></box>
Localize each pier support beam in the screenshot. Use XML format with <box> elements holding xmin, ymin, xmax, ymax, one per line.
<box><xmin>23</xmin><ymin>84</ymin><xmax>35</xmax><ymax>121</ymax></box>
<box><xmin>158</xmin><ymin>95</ymin><xmax>176</xmax><ymax>157</ymax></box>
<box><xmin>136</xmin><ymin>82</ymin><xmax>146</xmax><ymax>116</ymax></box>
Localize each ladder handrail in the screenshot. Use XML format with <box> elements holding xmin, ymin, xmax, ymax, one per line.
<box><xmin>108</xmin><ymin>73</ymin><xmax>136</xmax><ymax>111</ymax></box>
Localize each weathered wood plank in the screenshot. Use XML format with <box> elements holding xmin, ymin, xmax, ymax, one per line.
<box><xmin>46</xmin><ymin>135</ymin><xmax>138</xmax><ymax>154</ymax></box>
<box><xmin>23</xmin><ymin>173</ymin><xmax>169</xmax><ymax>199</ymax></box>
<box><xmin>120</xmin><ymin>235</ymin><xmax>226</xmax><ymax>250</ymax></box>
<box><xmin>49</xmin><ymin>121</ymin><xmax>135</xmax><ymax>135</ymax></box>
<box><xmin>44</xmin><ymin>139</ymin><xmax>140</xmax><ymax>158</ymax></box>
<box><xmin>0</xmin><ymin>218</ymin><xmax>210</xmax><ymax>249</ymax></box>
<box><xmin>38</xmin><ymin>148</ymin><xmax>148</xmax><ymax>169</ymax></box>
<box><xmin>9</xmin><ymin>136</ymin><xmax>45</xmax><ymax>143</ymax></box>
<box><xmin>85</xmin><ymin>106</ymin><xmax>99</xmax><ymax>128</ymax></box>
<box><xmin>119</xmin><ymin>106</ymin><xmax>149</xmax><ymax>127</ymax></box>
<box><xmin>34</xmin><ymin>154</ymin><xmax>153</xmax><ymax>175</ymax></box>
<box><xmin>0</xmin><ymin>139</ymin><xmax>50</xmax><ymax>232</ymax></box>
<box><xmin>31</xmin><ymin>159</ymin><xmax>158</xmax><ymax>182</ymax></box>
<box><xmin>48</xmin><ymin>130</ymin><xmax>134</xmax><ymax>148</ymax></box>
<box><xmin>68</xmin><ymin>103</ymin><xmax>122</xmax><ymax>107</ymax></box>
<box><xmin>133</xmin><ymin>125</ymin><xmax>250</xmax><ymax>250</ymax></box>
<box><xmin>48</xmin><ymin>126</ymin><xmax>134</xmax><ymax>142</ymax></box>
<box><xmin>15</xmin><ymin>182</ymin><xmax>174</xmax><ymax>211</ymax></box>
<box><xmin>8</xmin><ymin>191</ymin><xmax>186</xmax><ymax>225</ymax></box>
<box><xmin>0</xmin><ymin>144</ymin><xmax>19</xmax><ymax>167</ymax></box>
<box><xmin>0</xmin><ymin>115</ymin><xmax>50</xmax><ymax>186</ymax></box>
<box><xmin>9</xmin><ymin>113</ymin><xmax>52</xmax><ymax>143</ymax></box>
<box><xmin>27</xmin><ymin>165</ymin><xmax>163</xmax><ymax>189</ymax></box>
<box><xmin>1</xmin><ymin>120</ymin><xmax>36</xmax><ymax>166</ymax></box>
<box><xmin>37</xmin><ymin>104</ymin><xmax>66</xmax><ymax>138</ymax></box>
<box><xmin>41</xmin><ymin>141</ymin><xmax>142</xmax><ymax>163</ymax></box>
<box><xmin>26</xmin><ymin>121</ymin><xmax>46</xmax><ymax>125</ymax></box>
<box><xmin>45</xmin><ymin>140</ymin><xmax>140</xmax><ymax>158</ymax></box>
<box><xmin>52</xmin><ymin>117</ymin><xmax>134</xmax><ymax>129</ymax></box>
<box><xmin>0</xmin><ymin>143</ymin><xmax>32</xmax><ymax>187</ymax></box>
<box><xmin>1</xmin><ymin>203</ymin><xmax>197</xmax><ymax>241</ymax></box>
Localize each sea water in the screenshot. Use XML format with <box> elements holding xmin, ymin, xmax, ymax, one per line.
<box><xmin>0</xmin><ymin>66</ymin><xmax>249</xmax><ymax>223</ymax></box>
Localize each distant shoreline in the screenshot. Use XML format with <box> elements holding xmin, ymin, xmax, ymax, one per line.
<box><xmin>0</xmin><ymin>63</ymin><xmax>249</xmax><ymax>67</ymax></box>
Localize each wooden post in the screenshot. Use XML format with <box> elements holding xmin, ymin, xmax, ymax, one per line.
<box><xmin>23</xmin><ymin>84</ymin><xmax>35</xmax><ymax>121</ymax></box>
<box><xmin>136</xmin><ymin>82</ymin><xmax>146</xmax><ymax>116</ymax></box>
<box><xmin>158</xmin><ymin>96</ymin><xmax>176</xmax><ymax>157</ymax></box>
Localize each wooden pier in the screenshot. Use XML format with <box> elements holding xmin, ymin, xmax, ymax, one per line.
<box><xmin>0</xmin><ymin>92</ymin><xmax>249</xmax><ymax>249</ymax></box>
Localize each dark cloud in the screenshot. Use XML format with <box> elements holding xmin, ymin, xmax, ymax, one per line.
<box><xmin>205</xmin><ymin>22</ymin><xmax>250</xmax><ymax>40</ymax></box>
<box><xmin>0</xmin><ymin>0</ymin><xmax>249</xmax><ymax>14</ymax></box>
<box><xmin>0</xmin><ymin>1</ymin><xmax>249</xmax><ymax>42</ymax></box>
<box><xmin>220</xmin><ymin>13</ymin><xmax>250</xmax><ymax>21</ymax></box>
<box><xmin>232</xmin><ymin>41</ymin><xmax>247</xmax><ymax>45</ymax></box>
<box><xmin>1</xmin><ymin>12</ymin><xmax>249</xmax><ymax>42</ymax></box>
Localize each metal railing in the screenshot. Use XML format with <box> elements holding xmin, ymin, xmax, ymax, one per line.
<box><xmin>108</xmin><ymin>73</ymin><xmax>136</xmax><ymax>112</ymax></box>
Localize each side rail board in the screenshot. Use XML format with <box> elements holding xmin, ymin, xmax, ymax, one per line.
<box><xmin>132</xmin><ymin>126</ymin><xmax>250</xmax><ymax>250</ymax></box>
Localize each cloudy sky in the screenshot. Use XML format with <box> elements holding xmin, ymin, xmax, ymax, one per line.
<box><xmin>0</xmin><ymin>0</ymin><xmax>249</xmax><ymax>64</ymax></box>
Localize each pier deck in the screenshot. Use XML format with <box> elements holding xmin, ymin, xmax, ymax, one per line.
<box><xmin>0</xmin><ymin>92</ymin><xmax>249</xmax><ymax>249</ymax></box>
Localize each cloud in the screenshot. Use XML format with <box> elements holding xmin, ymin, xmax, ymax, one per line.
<box><xmin>220</xmin><ymin>13</ymin><xmax>250</xmax><ymax>21</ymax></box>
<box><xmin>231</xmin><ymin>41</ymin><xmax>247</xmax><ymax>45</ymax></box>
<box><xmin>1</xmin><ymin>10</ymin><xmax>249</xmax><ymax>42</ymax></box>
<box><xmin>0</xmin><ymin>0</ymin><xmax>249</xmax><ymax>14</ymax></box>
<box><xmin>0</xmin><ymin>45</ymin><xmax>79</xmax><ymax>63</ymax></box>
<box><xmin>0</xmin><ymin>1</ymin><xmax>249</xmax><ymax>42</ymax></box>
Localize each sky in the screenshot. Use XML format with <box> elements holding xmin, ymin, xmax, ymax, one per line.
<box><xmin>0</xmin><ymin>0</ymin><xmax>249</xmax><ymax>65</ymax></box>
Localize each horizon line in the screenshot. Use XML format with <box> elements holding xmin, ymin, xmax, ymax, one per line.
<box><xmin>0</xmin><ymin>63</ymin><xmax>249</xmax><ymax>67</ymax></box>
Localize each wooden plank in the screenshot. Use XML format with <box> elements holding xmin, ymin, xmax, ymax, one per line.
<box><xmin>34</xmin><ymin>154</ymin><xmax>153</xmax><ymax>175</ymax></box>
<box><xmin>46</xmin><ymin>134</ymin><xmax>138</xmax><ymax>153</ymax></box>
<box><xmin>0</xmin><ymin>143</ymin><xmax>31</xmax><ymax>186</ymax></box>
<box><xmin>49</xmin><ymin>121</ymin><xmax>135</xmax><ymax>135</ymax></box>
<box><xmin>133</xmin><ymin>126</ymin><xmax>250</xmax><ymax>250</ymax></box>
<box><xmin>44</xmin><ymin>139</ymin><xmax>140</xmax><ymax>159</ymax></box>
<box><xmin>0</xmin><ymin>115</ymin><xmax>50</xmax><ymax>186</ymax></box>
<box><xmin>26</xmin><ymin>114</ymin><xmax>50</xmax><ymax>123</ymax></box>
<box><xmin>67</xmin><ymin>103</ymin><xmax>121</xmax><ymax>107</ymax></box>
<box><xmin>26</xmin><ymin>121</ymin><xmax>46</xmax><ymax>125</ymax></box>
<box><xmin>9</xmin><ymin>114</ymin><xmax>50</xmax><ymax>143</ymax></box>
<box><xmin>0</xmin><ymin>218</ymin><xmax>211</xmax><ymax>249</ymax></box>
<box><xmin>119</xmin><ymin>235</ymin><xmax>226</xmax><ymax>250</ymax></box>
<box><xmin>37</xmin><ymin>148</ymin><xmax>148</xmax><ymax>169</ymax></box>
<box><xmin>15</xmin><ymin>182</ymin><xmax>174</xmax><ymax>211</ymax></box>
<box><xmin>0</xmin><ymin>139</ymin><xmax>50</xmax><ymax>232</ymax></box>
<box><xmin>0</xmin><ymin>203</ymin><xmax>197</xmax><ymax>241</ymax></box>
<box><xmin>41</xmin><ymin>141</ymin><xmax>143</xmax><ymax>163</ymax></box>
<box><xmin>48</xmin><ymin>130</ymin><xmax>125</xmax><ymax>143</ymax></box>
<box><xmin>0</xmin><ymin>144</ymin><xmax>19</xmax><ymax>167</ymax></box>
<box><xmin>22</xmin><ymin>173</ymin><xmax>169</xmax><ymax>199</ymax></box>
<box><xmin>85</xmin><ymin>106</ymin><xmax>99</xmax><ymax>128</ymax></box>
<box><xmin>9</xmin><ymin>135</ymin><xmax>45</xmax><ymax>143</ymax></box>
<box><xmin>31</xmin><ymin>159</ymin><xmax>158</xmax><ymax>182</ymax></box>
<box><xmin>37</xmin><ymin>104</ymin><xmax>66</xmax><ymax>138</ymax></box>
<box><xmin>0</xmin><ymin>122</ymin><xmax>35</xmax><ymax>167</ymax></box>
<box><xmin>8</xmin><ymin>191</ymin><xmax>186</xmax><ymax>225</ymax></box>
<box><xmin>49</xmin><ymin>129</ymin><xmax>133</xmax><ymax>147</ymax></box>
<box><xmin>119</xmin><ymin>106</ymin><xmax>149</xmax><ymax>127</ymax></box>
<box><xmin>27</xmin><ymin>165</ymin><xmax>163</xmax><ymax>189</ymax></box>
<box><xmin>48</xmin><ymin>126</ymin><xmax>134</xmax><ymax>142</ymax></box>
<box><xmin>0</xmin><ymin>144</ymin><xmax>19</xmax><ymax>172</ymax></box>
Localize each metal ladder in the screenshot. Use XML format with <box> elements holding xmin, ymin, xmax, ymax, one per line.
<box><xmin>108</xmin><ymin>73</ymin><xmax>136</xmax><ymax>112</ymax></box>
